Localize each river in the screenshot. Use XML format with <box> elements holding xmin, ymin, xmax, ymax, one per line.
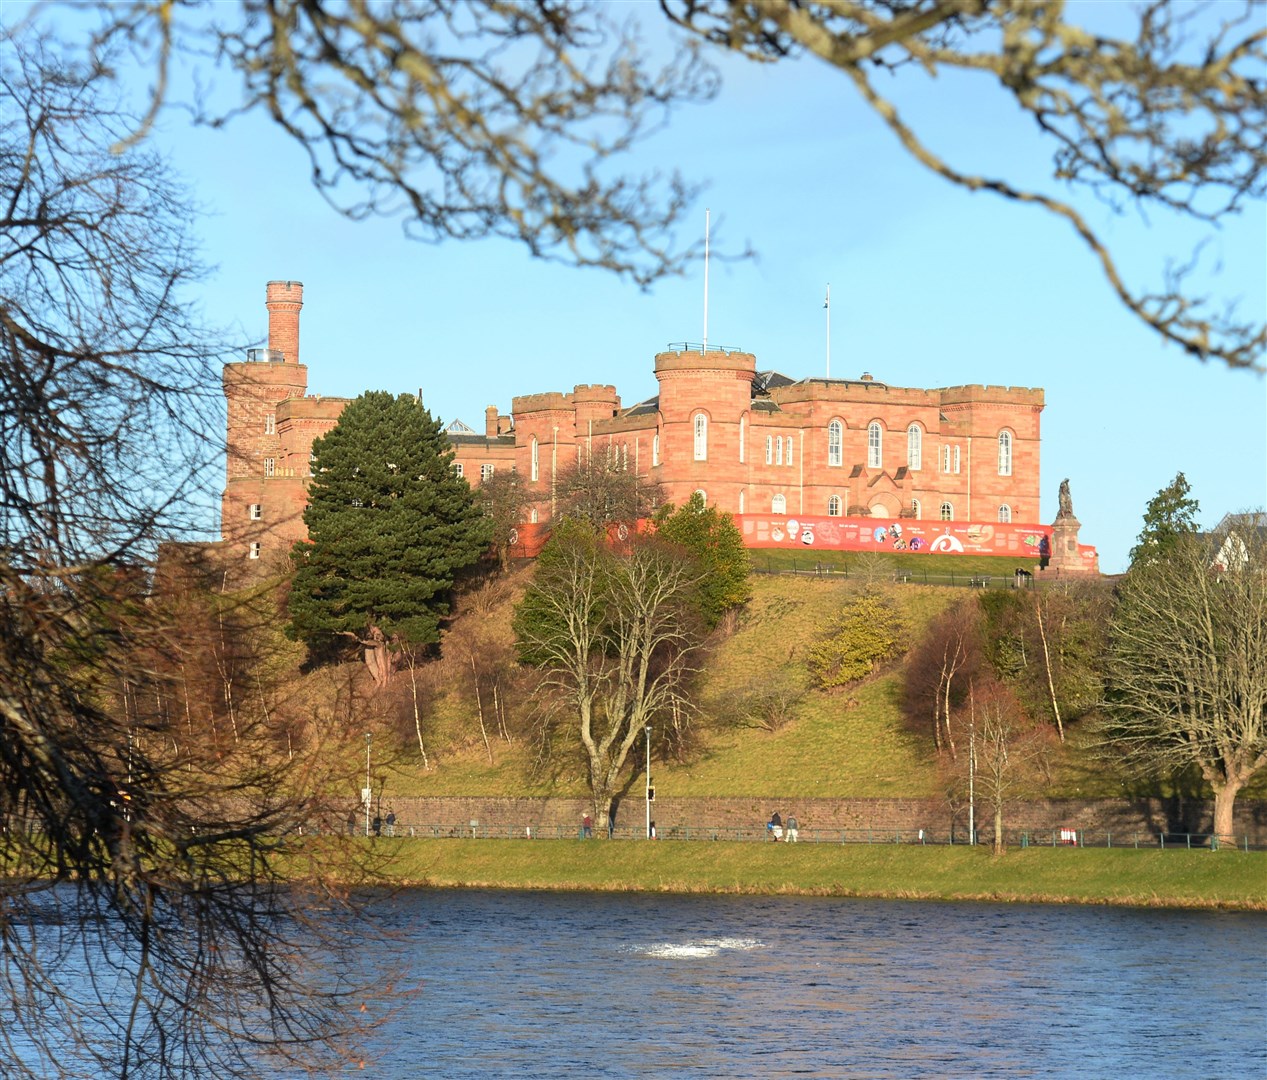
<box><xmin>344</xmin><ymin>890</ymin><xmax>1265</xmax><ymax>1078</ymax></box>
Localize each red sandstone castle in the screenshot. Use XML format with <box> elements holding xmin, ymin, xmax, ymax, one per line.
<box><xmin>224</xmin><ymin>281</ymin><xmax>1074</xmax><ymax>566</ymax></box>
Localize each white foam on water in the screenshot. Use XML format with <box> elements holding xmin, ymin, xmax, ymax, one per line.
<box><xmin>632</xmin><ymin>937</ymin><xmax>764</xmax><ymax>960</ymax></box>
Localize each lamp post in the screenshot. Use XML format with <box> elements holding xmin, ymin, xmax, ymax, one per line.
<box><xmin>968</xmin><ymin>717</ymin><xmax>976</xmax><ymax>847</ymax></box>
<box><xmin>364</xmin><ymin>733</ymin><xmax>372</xmax><ymax>837</ymax></box>
<box><xmin>644</xmin><ymin>724</ymin><xmax>652</xmax><ymax>840</ymax></box>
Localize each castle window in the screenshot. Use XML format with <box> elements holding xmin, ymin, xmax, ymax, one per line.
<box><xmin>621</xmin><ymin>443</ymin><xmax>628</xmax><ymax>472</ymax></box>
<box><xmin>998</xmin><ymin>430</ymin><xmax>1013</xmax><ymax>476</ymax></box>
<box><xmin>998</xmin><ymin>503</ymin><xmax>1012</xmax><ymax>523</ymax></box>
<box><xmin>693</xmin><ymin>413</ymin><xmax>708</xmax><ymax>460</ymax></box>
<box><xmin>480</xmin><ymin>463</ymin><xmax>495</xmax><ymax>482</ymax></box>
<box><xmin>453</xmin><ymin>462</ymin><xmax>464</xmax><ymax>477</ymax></box>
<box><xmin>867</xmin><ymin>422</ymin><xmax>882</xmax><ymax>469</ymax></box>
<box><xmin>530</xmin><ymin>508</ymin><xmax>539</xmax><ymax>524</ymax></box>
<box><xmin>911</xmin><ymin>498</ymin><xmax>921</xmax><ymax>519</ymax></box>
<box><xmin>694</xmin><ymin>489</ymin><xmax>707</xmax><ymax>503</ymax></box>
<box><xmin>907</xmin><ymin>424</ymin><xmax>922</xmax><ymax>470</ymax></box>
<box><xmin>942</xmin><ymin>446</ymin><xmax>950</xmax><ymax>473</ymax></box>
<box><xmin>249</xmin><ymin>503</ymin><xmax>262</xmax><ymax>520</ymax></box>
<box><xmin>530</xmin><ymin>436</ymin><xmax>539</xmax><ymax>481</ymax></box>
<box><xmin>786</xmin><ymin>438</ymin><xmax>794</xmax><ymax>467</ymax></box>
<box><xmin>739</xmin><ymin>417</ymin><xmax>746</xmax><ymax>463</ymax></box>
<box><xmin>828</xmin><ymin>495</ymin><xmax>842</xmax><ymax>517</ymax></box>
<box><xmin>828</xmin><ymin>420</ymin><xmax>842</xmax><ymax>467</ymax></box>
<box><xmin>248</xmin><ymin>542</ymin><xmax>261</xmax><ymax>560</ymax></box>
<box><xmin>953</xmin><ymin>445</ymin><xmax>961</xmax><ymax>473</ymax></box>
<box><xmin>264</xmin><ymin>413</ymin><xmax>275</xmax><ymax>435</ymax></box>
<box><xmin>263</xmin><ymin>457</ymin><xmax>275</xmax><ymax>477</ymax></box>
<box><xmin>940</xmin><ymin>502</ymin><xmax>954</xmax><ymax>521</ymax></box>
<box><xmin>772</xmin><ymin>493</ymin><xmax>787</xmax><ymax>514</ymax></box>
<box><xmin>653</xmin><ymin>432</ymin><xmax>660</xmax><ymax>467</ymax></box>
<box><xmin>738</xmin><ymin>490</ymin><xmax>745</xmax><ymax>514</ymax></box>
<box><xmin>765</xmin><ymin>435</ymin><xmax>773</xmax><ymax>465</ymax></box>
<box><xmin>776</xmin><ymin>436</ymin><xmax>784</xmax><ymax>466</ymax></box>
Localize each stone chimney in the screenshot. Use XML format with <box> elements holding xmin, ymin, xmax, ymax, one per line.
<box><xmin>266</xmin><ymin>280</ymin><xmax>304</xmax><ymax>363</ymax></box>
<box><xmin>485</xmin><ymin>405</ymin><xmax>500</xmax><ymax>438</ymax></box>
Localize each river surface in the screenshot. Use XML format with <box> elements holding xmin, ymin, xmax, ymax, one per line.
<box><xmin>345</xmin><ymin>890</ymin><xmax>1265</xmax><ymax>1078</ymax></box>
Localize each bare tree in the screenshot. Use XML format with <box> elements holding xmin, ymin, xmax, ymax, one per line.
<box><xmin>968</xmin><ymin>682</ymin><xmax>1049</xmax><ymax>854</ymax></box>
<box><xmin>513</xmin><ymin>522</ymin><xmax>703</xmax><ymax>824</ymax></box>
<box><xmin>72</xmin><ymin>0</ymin><xmax>1267</xmax><ymax>367</ymax></box>
<box><xmin>553</xmin><ymin>453</ymin><xmax>662</xmax><ymax>529</ymax></box>
<box><xmin>476</xmin><ymin>468</ymin><xmax>534</xmax><ymax>572</ymax></box>
<box><xmin>1104</xmin><ymin>522</ymin><xmax>1267</xmax><ymax>845</ymax></box>
<box><xmin>1</xmin><ymin>35</ymin><xmax>367</xmax><ymax>1078</ymax></box>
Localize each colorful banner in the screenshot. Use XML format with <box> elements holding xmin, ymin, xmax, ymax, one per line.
<box><xmin>736</xmin><ymin>515</ymin><xmax>1054</xmax><ymax>558</ymax></box>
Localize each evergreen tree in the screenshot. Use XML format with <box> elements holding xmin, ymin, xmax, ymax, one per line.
<box><xmin>652</xmin><ymin>492</ymin><xmax>751</xmax><ymax>629</ymax></box>
<box><xmin>288</xmin><ymin>391</ymin><xmax>490</xmax><ymax>683</ymax></box>
<box><xmin>1129</xmin><ymin>472</ymin><xmax>1200</xmax><ymax>568</ymax></box>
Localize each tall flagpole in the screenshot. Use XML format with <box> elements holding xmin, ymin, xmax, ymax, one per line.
<box><xmin>824</xmin><ymin>284</ymin><xmax>831</xmax><ymax>378</ymax></box>
<box><xmin>703</xmin><ymin>209</ymin><xmax>710</xmax><ymax>354</ymax></box>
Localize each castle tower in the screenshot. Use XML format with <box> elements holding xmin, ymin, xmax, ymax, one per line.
<box><xmin>221</xmin><ymin>281</ymin><xmax>310</xmax><ymax>562</ymax></box>
<box><xmin>654</xmin><ymin>346</ymin><xmax>756</xmax><ymax>508</ymax></box>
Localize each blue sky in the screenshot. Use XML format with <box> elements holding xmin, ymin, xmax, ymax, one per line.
<box><xmin>27</xmin><ymin>2</ymin><xmax>1267</xmax><ymax>572</ymax></box>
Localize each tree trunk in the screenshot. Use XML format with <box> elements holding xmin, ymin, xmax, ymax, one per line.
<box><xmin>993</xmin><ymin>804</ymin><xmax>1005</xmax><ymax>855</ymax></box>
<box><xmin>1211</xmin><ymin>781</ymin><xmax>1242</xmax><ymax>847</ymax></box>
<box><xmin>471</xmin><ymin>655</ymin><xmax>493</xmax><ymax>764</ymax></box>
<box><xmin>1034</xmin><ymin>597</ymin><xmax>1065</xmax><ymax>742</ymax></box>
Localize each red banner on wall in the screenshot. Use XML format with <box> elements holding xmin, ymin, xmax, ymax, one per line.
<box><xmin>736</xmin><ymin>515</ymin><xmax>1054</xmax><ymax>558</ymax></box>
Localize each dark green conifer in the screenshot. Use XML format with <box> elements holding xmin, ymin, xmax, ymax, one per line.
<box><xmin>287</xmin><ymin>391</ymin><xmax>491</xmax><ymax>678</ymax></box>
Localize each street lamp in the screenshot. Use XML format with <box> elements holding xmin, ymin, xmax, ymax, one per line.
<box><xmin>364</xmin><ymin>733</ymin><xmax>372</xmax><ymax>837</ymax></box>
<box><xmin>644</xmin><ymin>724</ymin><xmax>652</xmax><ymax>840</ymax></box>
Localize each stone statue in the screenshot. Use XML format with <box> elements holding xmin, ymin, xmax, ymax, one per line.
<box><xmin>1057</xmin><ymin>477</ymin><xmax>1074</xmax><ymax>519</ymax></box>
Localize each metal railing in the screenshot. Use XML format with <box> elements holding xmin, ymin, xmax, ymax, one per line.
<box><xmin>342</xmin><ymin>823</ymin><xmax>1261</xmax><ymax>852</ymax></box>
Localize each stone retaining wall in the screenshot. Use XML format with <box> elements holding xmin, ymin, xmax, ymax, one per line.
<box><xmin>368</xmin><ymin>795</ymin><xmax>1267</xmax><ymax>843</ymax></box>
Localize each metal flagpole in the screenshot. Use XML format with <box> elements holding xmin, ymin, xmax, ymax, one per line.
<box><xmin>824</xmin><ymin>284</ymin><xmax>831</xmax><ymax>378</ymax></box>
<box><xmin>702</xmin><ymin>209</ymin><xmax>710</xmax><ymax>354</ymax></box>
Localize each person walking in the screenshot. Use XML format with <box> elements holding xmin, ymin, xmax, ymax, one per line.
<box><xmin>582</xmin><ymin>813</ymin><xmax>593</xmax><ymax>839</ymax></box>
<box><xmin>385</xmin><ymin>809</ymin><xmax>396</xmax><ymax>837</ymax></box>
<box><xmin>769</xmin><ymin>811</ymin><xmax>783</xmax><ymax>841</ymax></box>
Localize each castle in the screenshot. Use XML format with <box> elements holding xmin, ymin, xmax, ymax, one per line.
<box><xmin>224</xmin><ymin>281</ymin><xmax>1093</xmax><ymax>569</ymax></box>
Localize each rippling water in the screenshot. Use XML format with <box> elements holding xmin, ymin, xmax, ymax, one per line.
<box><xmin>350</xmin><ymin>891</ymin><xmax>1266</xmax><ymax>1078</ymax></box>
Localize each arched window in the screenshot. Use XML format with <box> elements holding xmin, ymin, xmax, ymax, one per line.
<box><xmin>998</xmin><ymin>504</ymin><xmax>1012</xmax><ymax>523</ymax></box>
<box><xmin>786</xmin><ymin>438</ymin><xmax>794</xmax><ymax>467</ymax></box>
<box><xmin>694</xmin><ymin>488</ymin><xmax>707</xmax><ymax>503</ymax></box>
<box><xmin>739</xmin><ymin>416</ymin><xmax>746</xmax><ymax>463</ymax></box>
<box><xmin>907</xmin><ymin>424</ymin><xmax>922</xmax><ymax>470</ymax></box>
<box><xmin>998</xmin><ymin>430</ymin><xmax>1013</xmax><ymax>476</ymax></box>
<box><xmin>772</xmin><ymin>493</ymin><xmax>787</xmax><ymax>514</ymax></box>
<box><xmin>940</xmin><ymin>502</ymin><xmax>954</xmax><ymax>521</ymax></box>
<box><xmin>911</xmin><ymin>498</ymin><xmax>921</xmax><ymax>519</ymax></box>
<box><xmin>953</xmin><ymin>445</ymin><xmax>961</xmax><ymax>474</ymax></box>
<box><xmin>776</xmin><ymin>436</ymin><xmax>784</xmax><ymax>466</ymax></box>
<box><xmin>693</xmin><ymin>413</ymin><xmax>708</xmax><ymax>460</ymax></box>
<box><xmin>530</xmin><ymin>436</ymin><xmax>539</xmax><ymax>481</ymax></box>
<box><xmin>765</xmin><ymin>435</ymin><xmax>773</xmax><ymax>465</ymax></box>
<box><xmin>867</xmin><ymin>422</ymin><xmax>882</xmax><ymax>469</ymax></box>
<box><xmin>738</xmin><ymin>490</ymin><xmax>745</xmax><ymax>514</ymax></box>
<box><xmin>652</xmin><ymin>432</ymin><xmax>660</xmax><ymax>467</ymax></box>
<box><xmin>828</xmin><ymin>495</ymin><xmax>842</xmax><ymax>517</ymax></box>
<box><xmin>942</xmin><ymin>445</ymin><xmax>950</xmax><ymax>473</ymax></box>
<box><xmin>828</xmin><ymin>420</ymin><xmax>843</xmax><ymax>467</ymax></box>
<box><xmin>529</xmin><ymin>508</ymin><xmax>539</xmax><ymax>523</ymax></box>
<box><xmin>621</xmin><ymin>443</ymin><xmax>628</xmax><ymax>472</ymax></box>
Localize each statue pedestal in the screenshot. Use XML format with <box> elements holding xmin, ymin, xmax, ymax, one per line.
<box><xmin>1045</xmin><ymin>515</ymin><xmax>1098</xmax><ymax>576</ymax></box>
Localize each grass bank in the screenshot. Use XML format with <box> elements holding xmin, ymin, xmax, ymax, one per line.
<box><xmin>369</xmin><ymin>839</ymin><xmax>1266</xmax><ymax>911</ymax></box>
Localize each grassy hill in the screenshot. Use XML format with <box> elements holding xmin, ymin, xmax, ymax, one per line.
<box><xmin>366</xmin><ymin>567</ymin><xmax>1139</xmax><ymax>802</ymax></box>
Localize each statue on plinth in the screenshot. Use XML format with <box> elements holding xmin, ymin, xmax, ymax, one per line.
<box><xmin>1057</xmin><ymin>477</ymin><xmax>1074</xmax><ymax>520</ymax></box>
